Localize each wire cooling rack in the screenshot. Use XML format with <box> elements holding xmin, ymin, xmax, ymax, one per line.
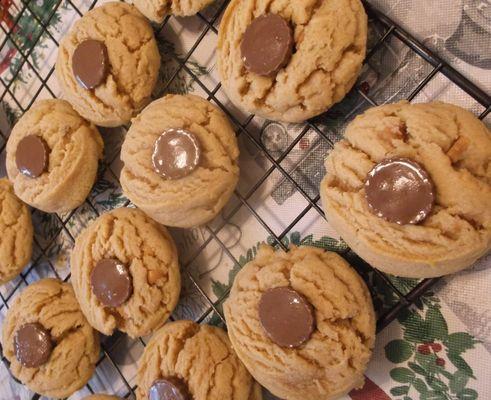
<box><xmin>0</xmin><ymin>0</ymin><xmax>490</xmax><ymax>399</ymax></box>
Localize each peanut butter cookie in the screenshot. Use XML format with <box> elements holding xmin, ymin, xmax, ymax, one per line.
<box><xmin>320</xmin><ymin>102</ymin><xmax>491</xmax><ymax>278</ymax></box>
<box><xmin>120</xmin><ymin>94</ymin><xmax>239</xmax><ymax>228</ymax></box>
<box><xmin>70</xmin><ymin>207</ymin><xmax>181</xmax><ymax>338</ymax></box>
<box><xmin>56</xmin><ymin>2</ymin><xmax>160</xmax><ymax>127</ymax></box>
<box><xmin>218</xmin><ymin>0</ymin><xmax>367</xmax><ymax>122</ymax></box>
<box><xmin>224</xmin><ymin>245</ymin><xmax>376</xmax><ymax>400</ymax></box>
<box><xmin>0</xmin><ymin>178</ymin><xmax>33</xmax><ymax>284</ymax></box>
<box><xmin>1</xmin><ymin>279</ymin><xmax>100</xmax><ymax>398</ymax></box>
<box><xmin>136</xmin><ymin>320</ymin><xmax>262</xmax><ymax>400</ymax></box>
<box><xmin>6</xmin><ymin>99</ymin><xmax>103</xmax><ymax>214</ymax></box>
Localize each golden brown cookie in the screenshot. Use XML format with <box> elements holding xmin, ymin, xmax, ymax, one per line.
<box><xmin>120</xmin><ymin>94</ymin><xmax>239</xmax><ymax>228</ymax></box>
<box><xmin>83</xmin><ymin>395</ymin><xmax>121</xmax><ymax>400</ymax></box>
<box><xmin>136</xmin><ymin>320</ymin><xmax>262</xmax><ymax>400</ymax></box>
<box><xmin>218</xmin><ymin>0</ymin><xmax>367</xmax><ymax>122</ymax></box>
<box><xmin>1</xmin><ymin>279</ymin><xmax>100</xmax><ymax>398</ymax></box>
<box><xmin>56</xmin><ymin>2</ymin><xmax>160</xmax><ymax>127</ymax></box>
<box><xmin>133</xmin><ymin>0</ymin><xmax>214</xmax><ymax>22</ymax></box>
<box><xmin>0</xmin><ymin>178</ymin><xmax>33</xmax><ymax>284</ymax></box>
<box><xmin>70</xmin><ymin>207</ymin><xmax>181</xmax><ymax>338</ymax></box>
<box><xmin>320</xmin><ymin>102</ymin><xmax>491</xmax><ymax>278</ymax></box>
<box><xmin>224</xmin><ymin>245</ymin><xmax>376</xmax><ymax>400</ymax></box>
<box><xmin>5</xmin><ymin>99</ymin><xmax>103</xmax><ymax>214</ymax></box>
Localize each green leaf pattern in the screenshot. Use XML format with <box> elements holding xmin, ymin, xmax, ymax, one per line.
<box><xmin>386</xmin><ymin>287</ymin><xmax>480</xmax><ymax>399</ymax></box>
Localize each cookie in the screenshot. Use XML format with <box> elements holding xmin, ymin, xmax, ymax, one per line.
<box><xmin>223</xmin><ymin>245</ymin><xmax>376</xmax><ymax>400</ymax></box>
<box><xmin>5</xmin><ymin>99</ymin><xmax>103</xmax><ymax>214</ymax></box>
<box><xmin>120</xmin><ymin>94</ymin><xmax>239</xmax><ymax>228</ymax></box>
<box><xmin>83</xmin><ymin>395</ymin><xmax>121</xmax><ymax>400</ymax></box>
<box><xmin>320</xmin><ymin>102</ymin><xmax>491</xmax><ymax>278</ymax></box>
<box><xmin>218</xmin><ymin>0</ymin><xmax>367</xmax><ymax>123</ymax></box>
<box><xmin>70</xmin><ymin>207</ymin><xmax>181</xmax><ymax>338</ymax></box>
<box><xmin>0</xmin><ymin>178</ymin><xmax>33</xmax><ymax>284</ymax></box>
<box><xmin>133</xmin><ymin>0</ymin><xmax>214</xmax><ymax>23</ymax></box>
<box><xmin>1</xmin><ymin>279</ymin><xmax>100</xmax><ymax>398</ymax></box>
<box><xmin>56</xmin><ymin>2</ymin><xmax>161</xmax><ymax>127</ymax></box>
<box><xmin>136</xmin><ymin>320</ymin><xmax>262</xmax><ymax>400</ymax></box>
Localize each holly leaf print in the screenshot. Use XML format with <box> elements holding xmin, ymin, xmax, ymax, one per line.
<box><xmin>426</xmin><ymin>307</ymin><xmax>448</xmax><ymax>341</ymax></box>
<box><xmin>444</xmin><ymin>332</ymin><xmax>479</xmax><ymax>355</ymax></box>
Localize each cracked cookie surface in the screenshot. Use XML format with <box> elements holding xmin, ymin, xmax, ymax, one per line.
<box><xmin>223</xmin><ymin>245</ymin><xmax>375</xmax><ymax>400</ymax></box>
<box><xmin>70</xmin><ymin>207</ymin><xmax>181</xmax><ymax>338</ymax></box>
<box><xmin>320</xmin><ymin>102</ymin><xmax>491</xmax><ymax>278</ymax></box>
<box><xmin>6</xmin><ymin>99</ymin><xmax>103</xmax><ymax>213</ymax></box>
<box><xmin>133</xmin><ymin>0</ymin><xmax>214</xmax><ymax>22</ymax></box>
<box><xmin>218</xmin><ymin>0</ymin><xmax>367</xmax><ymax>123</ymax></box>
<box><xmin>120</xmin><ymin>94</ymin><xmax>239</xmax><ymax>228</ymax></box>
<box><xmin>136</xmin><ymin>320</ymin><xmax>262</xmax><ymax>400</ymax></box>
<box><xmin>56</xmin><ymin>2</ymin><xmax>160</xmax><ymax>127</ymax></box>
<box><xmin>0</xmin><ymin>178</ymin><xmax>33</xmax><ymax>284</ymax></box>
<box><xmin>1</xmin><ymin>279</ymin><xmax>100</xmax><ymax>398</ymax></box>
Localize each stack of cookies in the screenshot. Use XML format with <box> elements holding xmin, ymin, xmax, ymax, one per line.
<box><xmin>0</xmin><ymin>0</ymin><xmax>489</xmax><ymax>399</ymax></box>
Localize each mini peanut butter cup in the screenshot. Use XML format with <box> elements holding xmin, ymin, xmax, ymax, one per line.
<box><xmin>152</xmin><ymin>128</ymin><xmax>201</xmax><ymax>180</ymax></box>
<box><xmin>258</xmin><ymin>286</ymin><xmax>315</xmax><ymax>348</ymax></box>
<box><xmin>241</xmin><ymin>14</ymin><xmax>294</xmax><ymax>76</ymax></box>
<box><xmin>14</xmin><ymin>322</ymin><xmax>53</xmax><ymax>368</ymax></box>
<box><xmin>365</xmin><ymin>157</ymin><xmax>435</xmax><ymax>225</ymax></box>
<box><xmin>72</xmin><ymin>39</ymin><xmax>109</xmax><ymax>90</ymax></box>
<box><xmin>90</xmin><ymin>258</ymin><xmax>133</xmax><ymax>307</ymax></box>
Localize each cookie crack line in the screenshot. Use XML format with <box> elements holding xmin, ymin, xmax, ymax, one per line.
<box><xmin>154</xmin><ymin>323</ymin><xmax>201</xmax><ymax>375</ymax></box>
<box><xmin>447</xmin><ymin>211</ymin><xmax>485</xmax><ymax>231</ymax></box>
<box><xmin>206</xmin><ymin>352</ymin><xmax>236</xmax><ymax>398</ymax></box>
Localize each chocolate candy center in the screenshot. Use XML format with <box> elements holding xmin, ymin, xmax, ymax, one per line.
<box><xmin>241</xmin><ymin>13</ymin><xmax>294</xmax><ymax>76</ymax></box>
<box><xmin>72</xmin><ymin>39</ymin><xmax>109</xmax><ymax>90</ymax></box>
<box><xmin>14</xmin><ymin>322</ymin><xmax>53</xmax><ymax>368</ymax></box>
<box><xmin>258</xmin><ymin>286</ymin><xmax>315</xmax><ymax>348</ymax></box>
<box><xmin>152</xmin><ymin>128</ymin><xmax>201</xmax><ymax>180</ymax></box>
<box><xmin>15</xmin><ymin>135</ymin><xmax>49</xmax><ymax>178</ymax></box>
<box><xmin>365</xmin><ymin>157</ymin><xmax>435</xmax><ymax>225</ymax></box>
<box><xmin>149</xmin><ymin>378</ymin><xmax>190</xmax><ymax>400</ymax></box>
<box><xmin>90</xmin><ymin>258</ymin><xmax>133</xmax><ymax>307</ymax></box>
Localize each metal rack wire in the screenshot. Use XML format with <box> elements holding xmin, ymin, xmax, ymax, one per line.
<box><xmin>0</xmin><ymin>0</ymin><xmax>489</xmax><ymax>399</ymax></box>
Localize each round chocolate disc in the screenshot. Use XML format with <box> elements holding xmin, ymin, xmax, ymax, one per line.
<box><xmin>152</xmin><ymin>128</ymin><xmax>201</xmax><ymax>180</ymax></box>
<box><xmin>241</xmin><ymin>13</ymin><xmax>294</xmax><ymax>76</ymax></box>
<box><xmin>14</xmin><ymin>322</ymin><xmax>53</xmax><ymax>368</ymax></box>
<box><xmin>258</xmin><ymin>286</ymin><xmax>315</xmax><ymax>348</ymax></box>
<box><xmin>90</xmin><ymin>258</ymin><xmax>133</xmax><ymax>307</ymax></box>
<box><xmin>149</xmin><ymin>378</ymin><xmax>190</xmax><ymax>400</ymax></box>
<box><xmin>72</xmin><ymin>39</ymin><xmax>109</xmax><ymax>90</ymax></box>
<box><xmin>365</xmin><ymin>157</ymin><xmax>435</xmax><ymax>225</ymax></box>
<box><xmin>15</xmin><ymin>135</ymin><xmax>49</xmax><ymax>178</ymax></box>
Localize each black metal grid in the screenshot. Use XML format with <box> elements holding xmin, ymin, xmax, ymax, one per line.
<box><xmin>0</xmin><ymin>0</ymin><xmax>489</xmax><ymax>398</ymax></box>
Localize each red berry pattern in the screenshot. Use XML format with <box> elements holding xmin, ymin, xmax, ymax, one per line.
<box><xmin>417</xmin><ymin>344</ymin><xmax>431</xmax><ymax>355</ymax></box>
<box><xmin>431</xmin><ymin>343</ymin><xmax>442</xmax><ymax>352</ymax></box>
<box><xmin>436</xmin><ymin>357</ymin><xmax>445</xmax><ymax>366</ymax></box>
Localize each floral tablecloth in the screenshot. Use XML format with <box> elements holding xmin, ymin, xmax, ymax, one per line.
<box><xmin>0</xmin><ymin>0</ymin><xmax>489</xmax><ymax>399</ymax></box>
